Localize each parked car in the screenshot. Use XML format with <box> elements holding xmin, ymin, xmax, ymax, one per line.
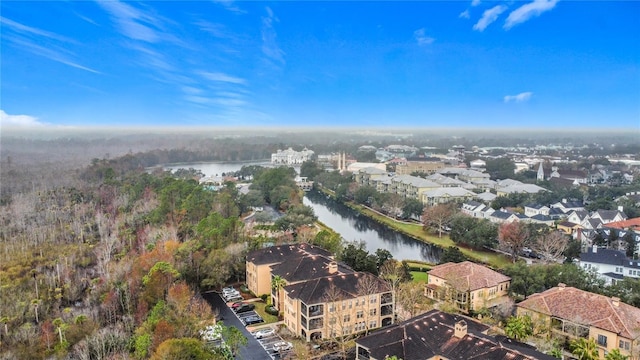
<box><xmin>272</xmin><ymin>341</ymin><xmax>293</xmax><ymax>352</ymax></box>
<box><xmin>253</xmin><ymin>328</ymin><xmax>275</xmax><ymax>339</ymax></box>
<box><xmin>234</xmin><ymin>303</ymin><xmax>255</xmax><ymax>313</ymax></box>
<box><xmin>231</xmin><ymin>301</ymin><xmax>245</xmax><ymax>309</ymax></box>
<box><xmin>243</xmin><ymin>315</ymin><xmax>264</xmax><ymax>325</ymax></box>
<box><xmin>224</xmin><ymin>293</ymin><xmax>243</xmax><ymax>302</ymax></box>
<box><xmin>222</xmin><ymin>286</ymin><xmax>235</xmax><ymax>293</ymax></box>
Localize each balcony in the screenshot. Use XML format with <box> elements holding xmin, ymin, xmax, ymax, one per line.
<box><xmin>381</xmin><ymin>293</ymin><xmax>393</xmax><ymax>304</ymax></box>
<box><xmin>309</xmin><ymin>318</ymin><xmax>323</xmax><ymax>330</ymax></box>
<box><xmin>308</xmin><ymin>304</ymin><xmax>324</xmax><ymax>317</ymax></box>
<box><xmin>380</xmin><ymin>304</ymin><xmax>393</xmax><ymax>316</ymax></box>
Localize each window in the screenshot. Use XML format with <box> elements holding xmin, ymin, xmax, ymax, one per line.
<box><xmin>369</xmin><ymin>320</ymin><xmax>377</xmax><ymax>329</ymax></box>
<box><xmin>356</xmin><ymin>311</ymin><xmax>364</xmax><ymax>319</ymax></box>
<box><xmin>329</xmin><ymin>304</ymin><xmax>335</xmax><ymax>313</ymax></box>
<box><xmin>343</xmin><ymin>314</ymin><xmax>350</xmax><ymax>323</ymax></box>
<box><xmin>597</xmin><ymin>334</ymin><xmax>607</xmax><ymax>347</ymax></box>
<box><xmin>329</xmin><ymin>317</ymin><xmax>336</xmax><ymax>325</ymax></box>
<box><xmin>370</xmin><ymin>308</ymin><xmax>377</xmax><ymax>316</ymax></box>
<box><xmin>619</xmin><ymin>340</ymin><xmax>630</xmax><ymax>350</ymax></box>
<box><xmin>370</xmin><ymin>295</ymin><xmax>377</xmax><ymax>304</ymax></box>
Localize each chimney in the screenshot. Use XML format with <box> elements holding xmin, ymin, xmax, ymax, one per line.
<box><xmin>618</xmin><ymin>205</ymin><xmax>624</xmax><ymax>212</ymax></box>
<box><xmin>558</xmin><ymin>283</ymin><xmax>566</xmax><ymax>291</ymax></box>
<box><xmin>328</xmin><ymin>261</ymin><xmax>338</xmax><ymax>274</ymax></box>
<box><xmin>562</xmin><ymin>198</ymin><xmax>567</xmax><ymax>204</ymax></box>
<box><xmin>612</xmin><ymin>297</ymin><xmax>620</xmax><ymax>307</ymax></box>
<box><xmin>592</xmin><ymin>245</ymin><xmax>598</xmax><ymax>253</ymax></box>
<box><xmin>454</xmin><ymin>320</ymin><xmax>467</xmax><ymax>338</ymax></box>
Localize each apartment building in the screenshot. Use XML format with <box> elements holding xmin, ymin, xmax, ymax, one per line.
<box><xmin>283</xmin><ymin>272</ymin><xmax>393</xmax><ymax>341</ymax></box>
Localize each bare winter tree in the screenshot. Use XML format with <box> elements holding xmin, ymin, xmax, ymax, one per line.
<box><xmin>534</xmin><ymin>230</ymin><xmax>569</xmax><ymax>263</ymax></box>
<box><xmin>498</xmin><ymin>221</ymin><xmax>530</xmax><ymax>262</ymax></box>
<box><xmin>422</xmin><ymin>203</ymin><xmax>457</xmax><ymax>238</ymax></box>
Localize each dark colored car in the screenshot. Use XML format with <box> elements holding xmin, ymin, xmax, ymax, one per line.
<box><xmin>234</xmin><ymin>303</ymin><xmax>255</xmax><ymax>313</ymax></box>
<box><xmin>243</xmin><ymin>315</ymin><xmax>264</xmax><ymax>325</ymax></box>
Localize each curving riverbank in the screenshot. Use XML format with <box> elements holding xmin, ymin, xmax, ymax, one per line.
<box><xmin>317</xmin><ymin>188</ymin><xmax>512</xmax><ymax>269</ymax></box>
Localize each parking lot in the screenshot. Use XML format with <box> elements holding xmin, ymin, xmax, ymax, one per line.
<box><xmin>221</xmin><ymin>286</ymin><xmax>293</xmax><ymax>359</ymax></box>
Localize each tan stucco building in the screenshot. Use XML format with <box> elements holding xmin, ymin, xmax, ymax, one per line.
<box><xmin>517</xmin><ymin>284</ymin><xmax>640</xmax><ymax>359</ymax></box>
<box><xmin>425</xmin><ymin>261</ymin><xmax>511</xmax><ymax>313</ymax></box>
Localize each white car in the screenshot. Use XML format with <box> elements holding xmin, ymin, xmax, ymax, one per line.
<box><xmin>253</xmin><ymin>328</ymin><xmax>275</xmax><ymax>339</ymax></box>
<box><xmin>272</xmin><ymin>341</ymin><xmax>293</xmax><ymax>352</ymax></box>
<box><xmin>224</xmin><ymin>294</ymin><xmax>243</xmax><ymax>302</ymax></box>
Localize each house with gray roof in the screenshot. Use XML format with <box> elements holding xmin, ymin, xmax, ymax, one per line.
<box><xmin>579</xmin><ymin>246</ymin><xmax>640</xmax><ymax>285</ymax></box>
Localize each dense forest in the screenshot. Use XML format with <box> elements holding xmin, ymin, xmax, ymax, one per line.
<box><xmin>2</xmin><ymin>130</ymin><xmax>639</xmax><ymax>359</ymax></box>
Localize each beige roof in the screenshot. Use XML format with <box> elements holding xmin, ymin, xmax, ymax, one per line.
<box><xmin>517</xmin><ymin>285</ymin><xmax>640</xmax><ymax>339</ymax></box>
<box><xmin>428</xmin><ymin>261</ymin><xmax>510</xmax><ymax>291</ymax></box>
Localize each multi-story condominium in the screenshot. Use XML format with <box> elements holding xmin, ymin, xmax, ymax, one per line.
<box><xmin>517</xmin><ymin>284</ymin><xmax>640</xmax><ymax>360</ymax></box>
<box><xmin>283</xmin><ymin>271</ymin><xmax>393</xmax><ymax>341</ymax></box>
<box><xmin>246</xmin><ymin>243</ymin><xmax>394</xmax><ymax>342</ymax></box>
<box><xmin>437</xmin><ymin>167</ymin><xmax>490</xmax><ymax>184</ymax></box>
<box><xmin>356</xmin><ymin>309</ymin><xmax>555</xmax><ymax>360</ymax></box>
<box><xmin>395</xmin><ymin>160</ymin><xmax>445</xmax><ymax>175</ymax></box>
<box><xmin>425</xmin><ymin>261</ymin><xmax>511</xmax><ymax>313</ymax></box>
<box><xmin>246</xmin><ymin>243</ymin><xmax>339</xmax><ymax>297</ymax></box>
<box><xmin>354</xmin><ymin>167</ymin><xmax>388</xmax><ymax>188</ymax></box>
<box><xmin>271</xmin><ymin>147</ymin><xmax>315</xmax><ymax>165</ymax></box>
<box><xmin>388</xmin><ymin>175</ymin><xmax>440</xmax><ymax>199</ymax></box>
<box><xmin>421</xmin><ymin>187</ymin><xmax>477</xmax><ymax>207</ymax></box>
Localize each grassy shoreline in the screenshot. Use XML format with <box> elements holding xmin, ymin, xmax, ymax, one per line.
<box><xmin>318</xmin><ymin>188</ymin><xmax>511</xmax><ymax>269</ymax></box>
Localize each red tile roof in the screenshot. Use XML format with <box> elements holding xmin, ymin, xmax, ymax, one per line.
<box><xmin>517</xmin><ymin>285</ymin><xmax>640</xmax><ymax>339</ymax></box>
<box><xmin>605</xmin><ymin>217</ymin><xmax>640</xmax><ymax>230</ymax></box>
<box><xmin>428</xmin><ymin>261</ymin><xmax>510</xmax><ymax>292</ymax></box>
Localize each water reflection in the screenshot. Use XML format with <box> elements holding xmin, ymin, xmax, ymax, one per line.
<box><xmin>303</xmin><ymin>190</ymin><xmax>441</xmax><ymax>263</ymax></box>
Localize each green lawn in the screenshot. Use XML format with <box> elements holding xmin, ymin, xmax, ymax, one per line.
<box><xmin>346</xmin><ymin>202</ymin><xmax>512</xmax><ymax>269</ymax></box>
<box><xmin>252</xmin><ymin>301</ymin><xmax>279</xmax><ymax>324</ymax></box>
<box><xmin>410</xmin><ymin>271</ymin><xmax>428</xmax><ymax>283</ymax></box>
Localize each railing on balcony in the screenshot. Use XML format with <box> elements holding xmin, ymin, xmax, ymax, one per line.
<box><xmin>380</xmin><ymin>304</ymin><xmax>393</xmax><ymax>316</ymax></box>
<box><xmin>309</xmin><ymin>318</ymin><xmax>323</xmax><ymax>330</ymax></box>
<box><xmin>357</xmin><ymin>348</ymin><xmax>370</xmax><ymax>360</ymax></box>
<box><xmin>308</xmin><ymin>304</ymin><xmax>324</xmax><ymax>317</ymax></box>
<box><xmin>381</xmin><ymin>293</ymin><xmax>393</xmax><ymax>304</ymax></box>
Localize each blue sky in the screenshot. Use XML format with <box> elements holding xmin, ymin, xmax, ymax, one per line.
<box><xmin>1</xmin><ymin>1</ymin><xmax>638</xmax><ymax>129</ymax></box>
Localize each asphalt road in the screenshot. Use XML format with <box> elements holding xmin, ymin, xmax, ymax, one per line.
<box><xmin>203</xmin><ymin>292</ymin><xmax>271</xmax><ymax>360</ymax></box>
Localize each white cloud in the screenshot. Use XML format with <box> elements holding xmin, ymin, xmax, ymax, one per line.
<box><xmin>96</xmin><ymin>0</ymin><xmax>161</xmax><ymax>43</ymax></box>
<box><xmin>213</xmin><ymin>0</ymin><xmax>245</xmax><ymax>14</ymax></box>
<box><xmin>504</xmin><ymin>92</ymin><xmax>533</xmax><ymax>103</ymax></box>
<box><xmin>413</xmin><ymin>28</ymin><xmax>435</xmax><ymax>46</ymax></box>
<box><xmin>6</xmin><ymin>36</ymin><xmax>100</xmax><ymax>73</ymax></box>
<box><xmin>0</xmin><ymin>16</ymin><xmax>75</xmax><ymax>43</ymax></box>
<box><xmin>504</xmin><ymin>0</ymin><xmax>559</xmax><ymax>29</ymax></box>
<box><xmin>199</xmin><ymin>71</ymin><xmax>246</xmax><ymax>85</ymax></box>
<box><xmin>0</xmin><ymin>110</ymin><xmax>47</xmax><ymax>127</ymax></box>
<box><xmin>459</xmin><ymin>10</ymin><xmax>471</xmax><ymax>19</ymax></box>
<box><xmin>261</xmin><ymin>6</ymin><xmax>285</xmax><ymax>65</ymax></box>
<box><xmin>471</xmin><ymin>0</ymin><xmax>481</xmax><ymax>6</ymax></box>
<box><xmin>473</xmin><ymin>5</ymin><xmax>508</xmax><ymax>31</ymax></box>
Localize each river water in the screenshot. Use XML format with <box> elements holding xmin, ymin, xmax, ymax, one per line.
<box><xmin>164</xmin><ymin>162</ymin><xmax>441</xmax><ymax>263</ymax></box>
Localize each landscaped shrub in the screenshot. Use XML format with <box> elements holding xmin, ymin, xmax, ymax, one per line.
<box><xmin>265</xmin><ymin>305</ymin><xmax>279</xmax><ymax>316</ymax></box>
<box><xmin>260</xmin><ymin>294</ymin><xmax>269</xmax><ymax>302</ymax></box>
<box><xmin>240</xmin><ymin>284</ymin><xmax>249</xmax><ymax>293</ymax></box>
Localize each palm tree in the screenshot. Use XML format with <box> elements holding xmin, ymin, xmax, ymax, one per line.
<box><xmin>271</xmin><ymin>275</ymin><xmax>286</xmax><ymax>311</ymax></box>
<box><xmin>570</xmin><ymin>337</ymin><xmax>599</xmax><ymax>360</ymax></box>
<box><xmin>504</xmin><ymin>315</ymin><xmax>533</xmax><ymax>341</ymax></box>
<box><xmin>605</xmin><ymin>348</ymin><xmax>629</xmax><ymax>360</ymax></box>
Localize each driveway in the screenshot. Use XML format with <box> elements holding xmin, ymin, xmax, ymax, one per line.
<box><xmin>203</xmin><ymin>292</ymin><xmax>271</xmax><ymax>360</ymax></box>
